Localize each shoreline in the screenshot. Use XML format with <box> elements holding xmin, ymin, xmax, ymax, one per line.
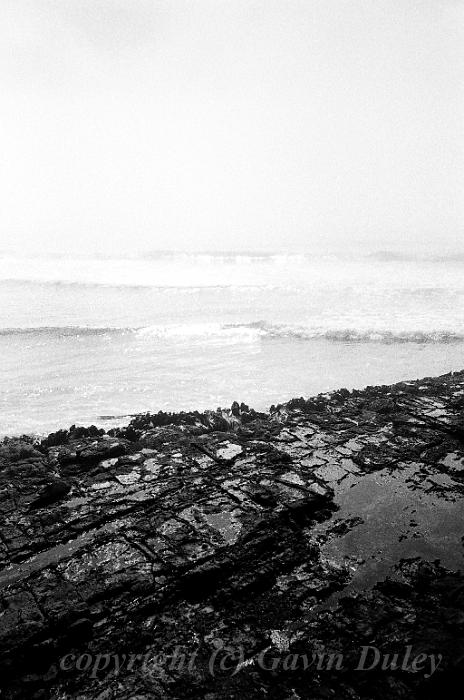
<box><xmin>3</xmin><ymin>356</ymin><xmax>464</xmax><ymax>440</ymax></box>
<box><xmin>1</xmin><ymin>370</ymin><xmax>464</xmax><ymax>698</ymax></box>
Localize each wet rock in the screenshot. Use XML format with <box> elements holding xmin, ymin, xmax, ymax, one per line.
<box><xmin>0</xmin><ymin>440</ymin><xmax>43</xmax><ymax>465</ymax></box>
<box><xmin>1</xmin><ymin>371</ymin><xmax>464</xmax><ymax>698</ymax></box>
<box><xmin>77</xmin><ymin>440</ymin><xmax>127</xmax><ymax>464</ymax></box>
<box><xmin>28</xmin><ymin>479</ymin><xmax>71</xmax><ymax>510</ymax></box>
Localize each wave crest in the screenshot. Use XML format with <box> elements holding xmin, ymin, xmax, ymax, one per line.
<box><xmin>1</xmin><ymin>323</ymin><xmax>462</xmax><ymax>343</ymax></box>
<box><xmin>0</xmin><ymin>326</ymin><xmax>130</xmax><ymax>337</ymax></box>
<box><xmin>225</xmin><ymin>322</ymin><xmax>464</xmax><ymax>343</ymax></box>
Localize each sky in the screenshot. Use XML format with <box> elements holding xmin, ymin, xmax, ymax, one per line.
<box><xmin>0</xmin><ymin>0</ymin><xmax>463</xmax><ymax>255</ymax></box>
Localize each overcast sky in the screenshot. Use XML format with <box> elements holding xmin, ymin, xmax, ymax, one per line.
<box><xmin>0</xmin><ymin>0</ymin><xmax>463</xmax><ymax>254</ymax></box>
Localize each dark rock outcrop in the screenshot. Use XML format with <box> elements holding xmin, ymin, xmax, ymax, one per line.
<box><xmin>1</xmin><ymin>371</ymin><xmax>464</xmax><ymax>698</ymax></box>
<box><xmin>27</xmin><ymin>479</ymin><xmax>71</xmax><ymax>510</ymax></box>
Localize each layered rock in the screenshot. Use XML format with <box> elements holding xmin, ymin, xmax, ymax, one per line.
<box><xmin>1</xmin><ymin>372</ymin><xmax>464</xmax><ymax>698</ymax></box>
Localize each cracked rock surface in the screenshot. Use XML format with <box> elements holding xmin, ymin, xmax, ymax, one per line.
<box><xmin>1</xmin><ymin>373</ymin><xmax>464</xmax><ymax>698</ymax></box>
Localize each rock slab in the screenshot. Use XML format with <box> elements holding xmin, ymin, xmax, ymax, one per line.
<box><xmin>1</xmin><ymin>372</ymin><xmax>464</xmax><ymax>698</ymax></box>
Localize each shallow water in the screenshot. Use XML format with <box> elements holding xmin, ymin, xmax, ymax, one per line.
<box><xmin>2</xmin><ymin>252</ymin><xmax>464</xmax><ymax>435</ymax></box>
<box><xmin>314</xmin><ymin>465</ymin><xmax>464</xmax><ymax>607</ymax></box>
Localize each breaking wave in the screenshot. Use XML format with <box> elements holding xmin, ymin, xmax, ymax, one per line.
<box><xmin>223</xmin><ymin>322</ymin><xmax>464</xmax><ymax>344</ymax></box>
<box><xmin>0</xmin><ymin>326</ymin><xmax>131</xmax><ymax>337</ymax></box>
<box><xmin>1</xmin><ymin>322</ymin><xmax>463</xmax><ymax>343</ymax></box>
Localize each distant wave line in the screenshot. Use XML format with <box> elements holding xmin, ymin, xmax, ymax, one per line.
<box><xmin>1</xmin><ymin>323</ymin><xmax>462</xmax><ymax>343</ymax></box>
<box><xmin>0</xmin><ymin>326</ymin><xmax>132</xmax><ymax>337</ymax></box>
<box><xmin>0</xmin><ymin>279</ymin><xmax>271</xmax><ymax>291</ymax></box>
<box><xmin>2</xmin><ymin>249</ymin><xmax>464</xmax><ymax>265</ymax></box>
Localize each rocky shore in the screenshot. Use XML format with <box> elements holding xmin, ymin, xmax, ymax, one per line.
<box><xmin>1</xmin><ymin>372</ymin><xmax>464</xmax><ymax>699</ymax></box>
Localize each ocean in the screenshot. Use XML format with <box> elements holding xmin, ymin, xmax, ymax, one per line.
<box><xmin>1</xmin><ymin>250</ymin><xmax>463</xmax><ymax>436</ymax></box>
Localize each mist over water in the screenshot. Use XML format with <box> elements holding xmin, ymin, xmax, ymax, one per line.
<box><xmin>1</xmin><ymin>1</ymin><xmax>462</xmax><ymax>436</ymax></box>
<box><xmin>1</xmin><ymin>251</ymin><xmax>463</xmax><ymax>436</ymax></box>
